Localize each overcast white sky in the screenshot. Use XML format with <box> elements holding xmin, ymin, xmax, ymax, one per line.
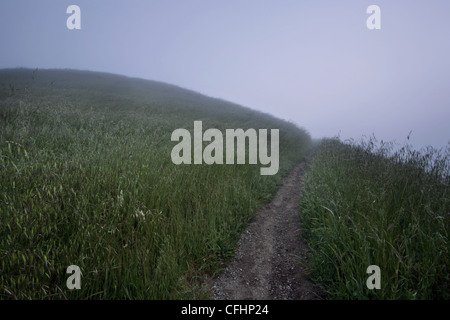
<box><xmin>1</xmin><ymin>0</ymin><xmax>449</xmax><ymax>149</ymax></box>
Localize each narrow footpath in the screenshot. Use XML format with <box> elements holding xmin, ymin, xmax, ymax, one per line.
<box><xmin>210</xmin><ymin>162</ymin><xmax>320</xmax><ymax>299</ymax></box>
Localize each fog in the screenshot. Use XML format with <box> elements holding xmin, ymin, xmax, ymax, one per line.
<box><xmin>1</xmin><ymin>0</ymin><xmax>449</xmax><ymax>149</ymax></box>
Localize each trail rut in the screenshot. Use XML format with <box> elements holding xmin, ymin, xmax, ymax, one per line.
<box><xmin>210</xmin><ymin>161</ymin><xmax>320</xmax><ymax>300</ymax></box>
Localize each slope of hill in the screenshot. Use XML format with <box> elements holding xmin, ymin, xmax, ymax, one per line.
<box><xmin>0</xmin><ymin>68</ymin><xmax>311</xmax><ymax>299</ymax></box>
<box><xmin>300</xmin><ymin>138</ymin><xmax>449</xmax><ymax>299</ymax></box>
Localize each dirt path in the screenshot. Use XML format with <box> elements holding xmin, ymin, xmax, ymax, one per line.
<box><xmin>210</xmin><ymin>161</ymin><xmax>320</xmax><ymax>300</ymax></box>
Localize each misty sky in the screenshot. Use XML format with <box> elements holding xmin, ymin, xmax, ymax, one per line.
<box><xmin>1</xmin><ymin>0</ymin><xmax>449</xmax><ymax>149</ymax></box>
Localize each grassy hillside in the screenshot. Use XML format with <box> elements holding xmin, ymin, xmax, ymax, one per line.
<box><xmin>0</xmin><ymin>68</ymin><xmax>311</xmax><ymax>299</ymax></box>
<box><xmin>299</xmin><ymin>138</ymin><xmax>449</xmax><ymax>299</ymax></box>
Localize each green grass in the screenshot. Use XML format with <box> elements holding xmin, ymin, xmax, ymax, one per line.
<box><xmin>299</xmin><ymin>137</ymin><xmax>449</xmax><ymax>299</ymax></box>
<box><xmin>0</xmin><ymin>68</ymin><xmax>311</xmax><ymax>299</ymax></box>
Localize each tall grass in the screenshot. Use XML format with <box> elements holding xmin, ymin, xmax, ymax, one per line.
<box><xmin>0</xmin><ymin>68</ymin><xmax>311</xmax><ymax>299</ymax></box>
<box><xmin>299</xmin><ymin>137</ymin><xmax>449</xmax><ymax>299</ymax></box>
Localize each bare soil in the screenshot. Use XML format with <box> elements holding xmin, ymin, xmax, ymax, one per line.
<box><xmin>210</xmin><ymin>161</ymin><xmax>321</xmax><ymax>300</ymax></box>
